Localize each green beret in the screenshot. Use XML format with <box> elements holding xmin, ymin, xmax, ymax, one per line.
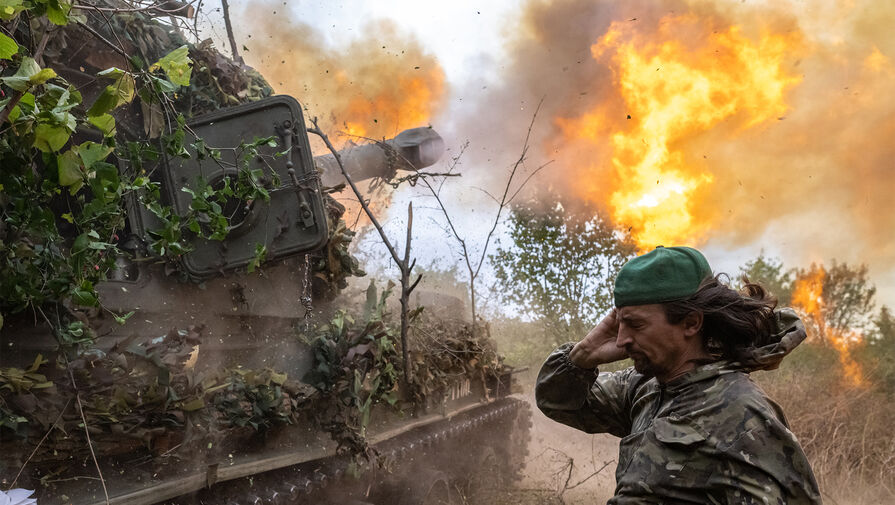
<box><xmin>614</xmin><ymin>246</ymin><xmax>712</xmax><ymax>307</ymax></box>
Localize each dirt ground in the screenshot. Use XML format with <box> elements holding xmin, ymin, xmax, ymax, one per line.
<box><xmin>481</xmin><ymin>391</ymin><xmax>619</xmax><ymax>505</ymax></box>
<box><xmin>523</xmin><ymin>394</ymin><xmax>618</xmax><ymax>504</ymax></box>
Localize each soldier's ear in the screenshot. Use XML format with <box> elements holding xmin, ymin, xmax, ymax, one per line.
<box><xmin>681</xmin><ymin>311</ymin><xmax>703</xmax><ymax>337</ymax></box>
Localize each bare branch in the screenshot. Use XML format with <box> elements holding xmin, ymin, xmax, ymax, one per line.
<box><xmin>220</xmin><ymin>0</ymin><xmax>242</xmax><ymax>63</ymax></box>
<box><xmin>473</xmin><ymin>96</ymin><xmax>546</xmax><ymax>281</ymax></box>
<box><xmin>563</xmin><ymin>460</ymin><xmax>613</xmax><ymax>491</ymax></box>
<box><xmin>471</xmin><ymin>185</ymin><xmax>500</xmax><ymax>204</ymax></box>
<box><xmin>88</xmin><ymin>7</ymin><xmax>135</xmax><ymax>72</ymax></box>
<box><xmin>507</xmin><ymin>160</ymin><xmax>552</xmax><ymax>204</ymax></box>
<box><xmin>66</xmin><ymin>357</ymin><xmax>110</xmax><ymax>504</ymax></box>
<box><xmin>74</xmin><ymin>17</ymin><xmax>130</xmax><ymax>60</ymax></box>
<box><xmin>10</xmin><ymin>398</ymin><xmax>72</xmax><ymax>489</ymax></box>
<box><xmin>193</xmin><ymin>0</ymin><xmax>203</xmax><ymax>40</ymax></box>
<box><xmin>308</xmin><ymin>119</ymin><xmax>417</xmax><ymax>388</ymax></box>
<box><xmin>388</xmin><ymin>170</ymin><xmax>461</xmax><ymax>188</ymax></box>
<box><xmin>309</xmin><ymin>121</ymin><xmax>404</xmax><ymax>269</ymax></box>
<box><xmin>408</xmin><ymin>273</ymin><xmax>423</xmax><ymax>295</ymax></box>
<box><xmin>411</xmin><ymin>97</ymin><xmax>548</xmax><ymax>328</ymax></box>
<box><xmin>437</xmin><ymin>141</ymin><xmax>469</xmax><ymax>195</ymax></box>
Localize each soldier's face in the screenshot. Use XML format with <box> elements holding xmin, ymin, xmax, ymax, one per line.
<box><xmin>615</xmin><ymin>304</ymin><xmax>698</xmax><ymax>382</ymax></box>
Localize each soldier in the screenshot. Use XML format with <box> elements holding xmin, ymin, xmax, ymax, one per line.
<box><xmin>536</xmin><ymin>246</ymin><xmax>822</xmax><ymax>504</ymax></box>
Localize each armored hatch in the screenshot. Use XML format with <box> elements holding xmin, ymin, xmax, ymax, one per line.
<box><xmin>129</xmin><ymin>95</ymin><xmax>327</xmax><ymax>277</ymax></box>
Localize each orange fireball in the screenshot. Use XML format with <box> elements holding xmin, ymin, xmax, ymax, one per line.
<box><xmin>792</xmin><ymin>265</ymin><xmax>866</xmax><ymax>388</ymax></box>
<box><xmin>557</xmin><ymin>14</ymin><xmax>801</xmax><ymax>249</ymax></box>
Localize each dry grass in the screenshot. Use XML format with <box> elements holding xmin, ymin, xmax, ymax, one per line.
<box><xmin>755</xmin><ymin>344</ymin><xmax>895</xmax><ymax>505</ymax></box>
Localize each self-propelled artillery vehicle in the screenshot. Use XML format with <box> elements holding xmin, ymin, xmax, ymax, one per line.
<box><xmin>0</xmin><ymin>16</ymin><xmax>530</xmax><ymax>503</ymax></box>
<box><xmin>0</xmin><ymin>93</ymin><xmax>531</xmax><ymax>505</ymax></box>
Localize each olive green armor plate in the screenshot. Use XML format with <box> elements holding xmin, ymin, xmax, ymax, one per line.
<box><xmin>131</xmin><ymin>95</ymin><xmax>328</xmax><ymax>276</ymax></box>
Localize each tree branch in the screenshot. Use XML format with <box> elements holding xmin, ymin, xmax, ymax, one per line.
<box><xmin>0</xmin><ymin>26</ymin><xmax>52</xmax><ymax>125</ymax></box>
<box><xmin>308</xmin><ymin>119</ymin><xmax>416</xmax><ymax>389</ymax></box>
<box><xmin>66</xmin><ymin>358</ymin><xmax>110</xmax><ymax>504</ymax></box>
<box><xmin>9</xmin><ymin>398</ymin><xmax>72</xmax><ymax>489</ymax></box>
<box><xmin>220</xmin><ymin>0</ymin><xmax>242</xmax><ymax>64</ymax></box>
<box><xmin>474</xmin><ymin>97</ymin><xmax>546</xmax><ymax>280</ymax></box>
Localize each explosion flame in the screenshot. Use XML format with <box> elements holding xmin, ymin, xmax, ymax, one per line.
<box><xmin>556</xmin><ymin>14</ymin><xmax>801</xmax><ymax>249</ymax></box>
<box><xmin>791</xmin><ymin>265</ymin><xmax>866</xmax><ymax>388</ymax></box>
<box><xmin>235</xmin><ymin>3</ymin><xmax>446</xmax><ymax>150</ymax></box>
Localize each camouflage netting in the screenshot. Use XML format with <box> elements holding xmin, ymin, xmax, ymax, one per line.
<box><xmin>1</xmin><ymin>327</ymin><xmax>317</xmax><ymax>466</ymax></box>
<box><xmin>38</xmin><ymin>0</ymin><xmax>273</xmax><ymax>117</ymax></box>
<box><xmin>0</xmin><ymin>304</ymin><xmax>506</xmax><ymax>479</ymax></box>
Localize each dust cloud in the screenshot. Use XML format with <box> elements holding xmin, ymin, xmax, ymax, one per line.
<box><xmin>230</xmin><ymin>0</ymin><xmax>447</xmax><ymax>150</ymax></box>
<box><xmin>518</xmin><ymin>382</ymin><xmax>618</xmax><ymax>503</ymax></box>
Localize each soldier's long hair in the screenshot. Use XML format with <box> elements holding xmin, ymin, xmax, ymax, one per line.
<box><xmin>663</xmin><ymin>275</ymin><xmax>778</xmax><ymax>361</ymax></box>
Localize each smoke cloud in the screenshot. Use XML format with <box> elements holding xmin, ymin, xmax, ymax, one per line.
<box><xmin>232</xmin><ymin>1</ymin><xmax>447</xmax><ymax>149</ymax></box>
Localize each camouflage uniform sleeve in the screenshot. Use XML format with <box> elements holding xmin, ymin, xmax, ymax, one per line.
<box><xmin>535</xmin><ymin>343</ymin><xmax>635</xmax><ymax>437</ymax></box>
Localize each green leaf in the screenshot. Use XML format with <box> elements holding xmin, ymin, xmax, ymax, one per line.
<box><xmin>148</xmin><ymin>75</ymin><xmax>178</xmax><ymax>94</ymax></box>
<box><xmin>88</xmin><ymin>113</ymin><xmax>115</xmax><ymax>136</ymax></box>
<box><xmin>269</xmin><ymin>372</ymin><xmax>287</xmax><ymax>385</ymax></box>
<box><xmin>27</xmin><ymin>68</ymin><xmax>56</xmax><ymax>86</ymax></box>
<box><xmin>247</xmin><ymin>243</ymin><xmax>267</xmax><ymax>273</ymax></box>
<box><xmin>0</xmin><ymin>32</ymin><xmax>17</xmax><ymax>59</ymax></box>
<box><xmin>71</xmin><ymin>287</ymin><xmax>98</xmax><ymax>307</ymax></box>
<box><xmin>18</xmin><ymin>91</ymin><xmax>33</xmax><ymax>107</ymax></box>
<box><xmin>87</xmin><ymin>87</ymin><xmax>117</xmax><ymax>117</ymax></box>
<box><xmin>0</xmin><ymin>0</ymin><xmax>25</xmax><ymax>21</ymax></box>
<box><xmin>129</xmin><ymin>54</ymin><xmax>145</xmax><ymax>70</ymax></box>
<box><xmin>151</xmin><ymin>45</ymin><xmax>192</xmax><ymax>87</ymax></box>
<box><xmin>45</xmin><ymin>84</ymin><xmax>81</xmax><ymax>114</ymax></box>
<box><xmin>1</xmin><ymin>57</ymin><xmax>40</xmax><ymax>91</ymax></box>
<box><xmin>33</xmin><ymin>123</ymin><xmax>70</xmax><ymax>152</ymax></box>
<box><xmin>57</xmin><ymin>149</ymin><xmax>82</xmax><ymax>187</ymax></box>
<box><xmin>88</xmin><ymin>68</ymin><xmax>135</xmax><ymax>117</ymax></box>
<box><xmin>46</xmin><ymin>0</ymin><xmax>72</xmax><ymax>25</ymax></box>
<box><xmin>77</xmin><ymin>141</ymin><xmax>113</xmax><ymax>169</ymax></box>
<box><xmin>6</xmin><ymin>105</ymin><xmax>20</xmax><ymax>122</ymax></box>
<box><xmin>113</xmin><ymin>310</ymin><xmax>135</xmax><ymax>325</ymax></box>
<box><xmin>72</xmin><ymin>233</ymin><xmax>88</xmax><ymax>255</ymax></box>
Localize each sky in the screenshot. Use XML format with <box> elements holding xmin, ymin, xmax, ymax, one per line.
<box><xmin>196</xmin><ymin>0</ymin><xmax>895</xmax><ymax>313</ymax></box>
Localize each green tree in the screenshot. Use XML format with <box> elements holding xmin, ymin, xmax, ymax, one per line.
<box><xmin>873</xmin><ymin>306</ymin><xmax>895</xmax><ymax>343</ymax></box>
<box><xmin>790</xmin><ymin>261</ymin><xmax>877</xmax><ymax>349</ymax></box>
<box><xmin>738</xmin><ymin>252</ymin><xmax>793</xmax><ymax>305</ymax></box>
<box><xmin>491</xmin><ymin>199</ymin><xmax>635</xmax><ymax>345</ymax></box>
<box><xmin>862</xmin><ymin>305</ymin><xmax>895</xmax><ymax>392</ymax></box>
<box><xmin>798</xmin><ymin>261</ymin><xmax>876</xmax><ymax>335</ymax></box>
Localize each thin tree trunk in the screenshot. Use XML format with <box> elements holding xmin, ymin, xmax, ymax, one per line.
<box><xmin>220</xmin><ymin>0</ymin><xmax>242</xmax><ymax>64</ymax></box>
<box><xmin>470</xmin><ymin>276</ymin><xmax>477</xmax><ymax>329</ymax></box>
<box><xmin>400</xmin><ymin>202</ymin><xmax>414</xmax><ymax>387</ymax></box>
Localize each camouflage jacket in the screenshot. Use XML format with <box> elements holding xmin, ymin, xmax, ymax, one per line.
<box><xmin>535</xmin><ymin>309</ymin><xmax>822</xmax><ymax>504</ymax></box>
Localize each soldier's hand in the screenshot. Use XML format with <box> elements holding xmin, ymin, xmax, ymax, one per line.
<box><xmin>569</xmin><ymin>309</ymin><xmax>628</xmax><ymax>368</ymax></box>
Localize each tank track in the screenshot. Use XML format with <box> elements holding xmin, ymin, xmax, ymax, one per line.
<box><xmin>167</xmin><ymin>396</ymin><xmax>532</xmax><ymax>505</ymax></box>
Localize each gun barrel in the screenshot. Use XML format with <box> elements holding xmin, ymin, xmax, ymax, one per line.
<box><xmin>315</xmin><ymin>127</ymin><xmax>445</xmax><ymax>188</ymax></box>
